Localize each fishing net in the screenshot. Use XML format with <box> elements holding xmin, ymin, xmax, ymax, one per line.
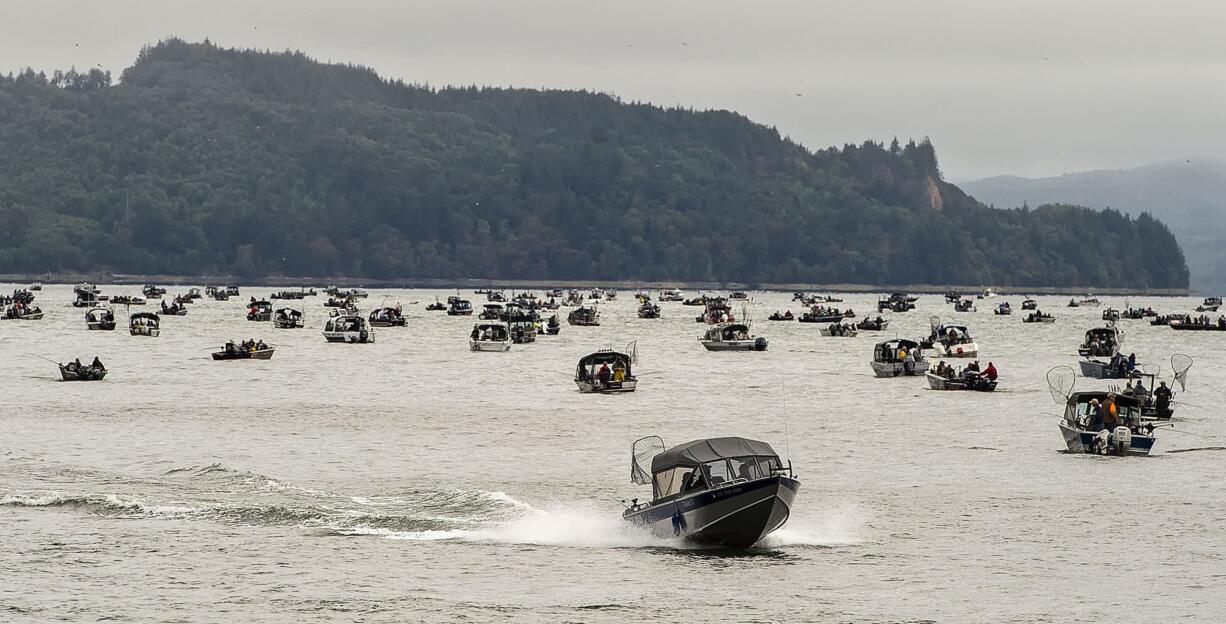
<box><xmin>1047</xmin><ymin>366</ymin><xmax>1076</xmax><ymax>403</ymax></box>
<box><xmin>631</xmin><ymin>436</ymin><xmax>665</xmax><ymax>485</ymax></box>
<box><xmin>1171</xmin><ymin>354</ymin><xmax>1193</xmax><ymax>392</ymax></box>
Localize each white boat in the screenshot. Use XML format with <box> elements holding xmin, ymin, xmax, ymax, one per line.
<box><xmin>574</xmin><ymin>347</ymin><xmax>638</xmax><ymax>393</ymax></box>
<box><xmin>870</xmin><ymin>339</ymin><xmax>929</xmax><ymax>378</ymax></box>
<box><xmin>658</xmin><ymin>288</ymin><xmax>684</xmax><ymax>302</ymax></box>
<box><xmin>129</xmin><ymin>312</ymin><xmax>160</xmax><ymax>337</ymax></box>
<box><xmin>819</xmin><ymin>323</ymin><xmax>858</xmax><ymax>337</ymax></box>
<box><xmin>469</xmin><ymin>323</ymin><xmax>511</xmax><ymax>352</ymax></box>
<box><xmin>924</xmin><ymin>317</ymin><xmax>979</xmax><ymax>358</ymax></box>
<box><xmin>977</xmin><ymin>288</ymin><xmax>997</xmax><ymax>299</ymax></box>
<box><xmin>323</xmin><ymin>315</ymin><xmax>374</xmax><ymax>343</ymax></box>
<box><xmin>699</xmin><ymin>323</ymin><xmax>768</xmax><ymax>351</ymax></box>
<box><xmin>85</xmin><ymin>306</ymin><xmax>116</xmax><ymax>331</ymax></box>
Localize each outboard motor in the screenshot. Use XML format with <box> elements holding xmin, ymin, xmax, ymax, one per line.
<box><xmin>754</xmin><ymin>337</ymin><xmax>768</xmax><ymax>351</ymax></box>
<box><xmin>1113</xmin><ymin>426</ymin><xmax>1132</xmax><ymax>455</ymax></box>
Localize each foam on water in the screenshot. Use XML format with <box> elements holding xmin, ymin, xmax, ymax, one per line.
<box><xmin>341</xmin><ymin>499</ymin><xmax>680</xmax><ymax>549</ymax></box>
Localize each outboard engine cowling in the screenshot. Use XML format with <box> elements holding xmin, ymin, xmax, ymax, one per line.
<box><xmin>1113</xmin><ymin>426</ymin><xmax>1132</xmax><ymax>455</ymax></box>
<box><xmin>754</xmin><ymin>337</ymin><xmax>769</xmax><ymax>351</ymax></box>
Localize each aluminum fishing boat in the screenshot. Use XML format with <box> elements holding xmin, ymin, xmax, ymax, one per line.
<box><xmin>623</xmin><ymin>436</ymin><xmax>798</xmax><ymax>548</ymax></box>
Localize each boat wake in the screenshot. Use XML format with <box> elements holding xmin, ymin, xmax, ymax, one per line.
<box><xmin>334</xmin><ymin>501</ymin><xmax>679</xmax><ymax>549</ymax></box>
<box><xmin>3</xmin><ymin>463</ymin><xmax>860</xmax><ymax>551</ymax></box>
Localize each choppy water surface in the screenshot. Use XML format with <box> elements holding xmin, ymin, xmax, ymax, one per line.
<box><xmin>2</xmin><ymin>285</ymin><xmax>1225</xmax><ymax>622</ymax></box>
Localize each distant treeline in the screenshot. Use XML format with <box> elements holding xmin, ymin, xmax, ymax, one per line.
<box><xmin>0</xmin><ymin>39</ymin><xmax>1189</xmax><ymax>288</ymax></box>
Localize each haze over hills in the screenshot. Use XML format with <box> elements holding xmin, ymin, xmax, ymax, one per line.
<box><xmin>0</xmin><ymin>39</ymin><xmax>1189</xmax><ymax>289</ymax></box>
<box><xmin>961</xmin><ymin>160</ymin><xmax>1225</xmax><ymax>293</ymax></box>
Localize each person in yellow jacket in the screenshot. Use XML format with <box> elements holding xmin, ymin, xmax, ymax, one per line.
<box><xmin>612</xmin><ymin>360</ymin><xmax>627</xmax><ymax>382</ymax></box>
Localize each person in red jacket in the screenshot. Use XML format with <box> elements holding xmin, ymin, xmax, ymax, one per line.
<box><xmin>984</xmin><ymin>361</ymin><xmax>998</xmax><ymax>381</ymax></box>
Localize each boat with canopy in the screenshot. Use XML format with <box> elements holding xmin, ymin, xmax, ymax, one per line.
<box><xmin>622</xmin><ymin>436</ymin><xmax>798</xmax><ymax>548</ymax></box>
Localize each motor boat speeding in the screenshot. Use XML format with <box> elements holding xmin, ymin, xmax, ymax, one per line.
<box><xmin>622</xmin><ymin>436</ymin><xmax>799</xmax><ymax>548</ymax></box>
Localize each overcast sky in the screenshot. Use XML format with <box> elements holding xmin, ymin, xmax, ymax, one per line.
<box><xmin>4</xmin><ymin>0</ymin><xmax>1223</xmax><ymax>179</ymax></box>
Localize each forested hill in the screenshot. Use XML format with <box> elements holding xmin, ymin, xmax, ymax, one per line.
<box><xmin>0</xmin><ymin>39</ymin><xmax>1189</xmax><ymax>288</ymax></box>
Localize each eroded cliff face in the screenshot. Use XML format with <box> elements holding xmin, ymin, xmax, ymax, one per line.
<box><xmin>925</xmin><ymin>176</ymin><xmax>944</xmax><ymax>212</ymax></box>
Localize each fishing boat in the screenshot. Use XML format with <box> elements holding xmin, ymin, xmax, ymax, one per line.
<box><xmin>878</xmin><ymin>295</ymin><xmax>915</xmax><ymax>313</ymax></box>
<box><xmin>1150</xmin><ymin>315</ymin><xmax>1176</xmax><ymax>327</ymax></box>
<box><xmin>142</xmin><ymin>285</ymin><xmax>166</xmax><ymax>299</ymax></box>
<box><xmin>1048</xmin><ymin>367</ymin><xmax>1156</xmax><ymax>456</ymax></box>
<box><xmin>1077</xmin><ymin>356</ymin><xmax>1132</xmax><ymax>380</ymax></box>
<box><xmin>870</xmin><ymin>339</ymin><xmax>929</xmax><ymax>377</ymax></box>
<box><xmin>574</xmin><ymin>347</ymin><xmax>638</xmax><ymax>393</ymax></box>
<box><xmin>426</xmin><ymin>298</ymin><xmax>447</xmax><ymax>311</ymax></box>
<box><xmin>479</xmin><ymin>304</ymin><xmax>504</xmax><ymax>320</ymax></box>
<box><xmin>567</xmin><ymin>305</ymin><xmax>600</xmax><ymax>326</ymax></box>
<box><xmin>944</xmin><ymin>291</ymin><xmax>963</xmax><ymax>303</ymax></box>
<box><xmin>30</xmin><ymin>282</ymin><xmax>42</xmax><ymax>291</ymax></box>
<box><xmin>108</xmin><ymin>294</ymin><xmax>145</xmax><ymax>306</ymax></box>
<box><xmin>659</xmin><ymin>288</ymin><xmax>684</xmax><ymax>302</ymax></box>
<box><xmin>540</xmin><ymin>314</ymin><xmax>562</xmax><ymax>336</ymax></box>
<box><xmin>622</xmin><ymin>436</ymin><xmax>798</xmax><ymax>548</ymax></box>
<box><xmin>58</xmin><ymin>360</ymin><xmax>107</xmax><ymax>381</ymax></box>
<box><xmin>1021</xmin><ymin>298</ymin><xmax>1038</xmax><ymax>310</ymax></box>
<box><xmin>160</xmin><ymin>300</ymin><xmax>188</xmax><ymax>316</ymax></box>
<box><xmin>1078</xmin><ymin>325</ymin><xmax>1120</xmax><ymax>357</ymax></box>
<box><xmin>1102</xmin><ymin>307</ymin><xmax>1121</xmax><ymax>322</ymax></box>
<box><xmin>225</xmin><ymin>285</ymin><xmax>241</xmax><ymax>296</ymax></box>
<box><xmin>187</xmin><ymin>288</ymin><xmax>202</xmax><ymax>300</ymax></box>
<box><xmin>855</xmin><ymin>316</ymin><xmax>890</xmax><ymax>331</ymax></box>
<box><xmin>1168</xmin><ymin>316</ymin><xmax>1226</xmax><ymax>331</ymax></box>
<box><xmin>368</xmin><ymin>306</ymin><xmax>406</xmax><ymax>328</ymax></box>
<box><xmin>977</xmin><ymin>288</ymin><xmax>997</xmax><ymax>299</ymax></box>
<box><xmin>469</xmin><ymin>323</ymin><xmax>511</xmax><ymax>352</ymax></box>
<box><xmin>799</xmin><ymin>306</ymin><xmax>847</xmax><ymax>324</ymax></box>
<box><xmin>696</xmin><ymin>297</ymin><xmax>734</xmax><ymax>324</ymax></box>
<box><xmin>953</xmin><ymin>299</ymin><xmax>975</xmax><ymax>312</ymax></box>
<box><xmin>4</xmin><ymin>303</ymin><xmax>43</xmax><ymax>320</ymax></box>
<box><xmin>447</xmin><ymin>298</ymin><xmax>474</xmax><ymax>316</ymax></box>
<box><xmin>85</xmin><ymin>307</ymin><xmax>116</xmax><ymax>330</ymax></box>
<box><xmin>819</xmin><ymin>323</ymin><xmax>858</xmax><ymax>337</ymax></box>
<box><xmin>767</xmin><ymin>311</ymin><xmax>795</xmax><ymax>321</ymax></box>
<box><xmin>993</xmin><ymin>302</ymin><xmax>1012</xmax><ymax>315</ymax></box>
<box><xmin>925</xmin><ymin>371</ymin><xmax>996</xmax><ymax>391</ymax></box>
<box><xmin>1075</xmin><ymin>295</ymin><xmax>1101</xmax><ymax>307</ymax></box>
<box><xmin>1023</xmin><ymin>310</ymin><xmax>1056</xmax><ymax>323</ymax></box>
<box><xmin>1195</xmin><ymin>296</ymin><xmax>1221</xmax><ymax>312</ymax></box>
<box><xmin>274</xmin><ymin>307</ymin><xmax>305</xmax><ymax>329</ymax></box>
<box><xmin>323</xmin><ymin>315</ymin><xmax>374</xmax><ymax>343</ymax></box>
<box><xmin>247</xmin><ymin>300</ymin><xmax>273</xmax><ymax>322</ymax></box>
<box><xmin>129</xmin><ymin>312</ymin><xmax>160</xmax><ymax>337</ymax></box>
<box><xmin>682</xmin><ymin>296</ymin><xmax>707</xmax><ymax>306</ymax></box>
<box><xmin>637</xmin><ymin>303</ymin><xmax>662</xmax><ymax>319</ymax></box>
<box><xmin>212</xmin><ymin>341</ymin><xmax>275</xmax><ymax>360</ymax></box>
<box><xmin>923</xmin><ymin>318</ymin><xmax>979</xmax><ymax>358</ymax></box>
<box><xmin>508</xmin><ymin>317</ymin><xmax>538</xmax><ymax>344</ymax></box>
<box><xmin>73</xmin><ymin>290</ymin><xmax>101</xmax><ymax>308</ymax></box>
<box><xmin>729</xmin><ymin>291</ymin><xmax>749</xmax><ymax>300</ymax></box>
<box><xmin>699</xmin><ymin>323</ymin><xmax>768</xmax><ymax>351</ymax></box>
<box><xmin>212</xmin><ymin>289</ymin><xmax>230</xmax><ymax>301</ymax></box>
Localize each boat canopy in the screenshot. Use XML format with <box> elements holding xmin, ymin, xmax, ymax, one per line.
<box><xmin>275</xmin><ymin>307</ymin><xmax>302</xmax><ymax>317</ymax></box>
<box><xmin>130</xmin><ymin>312</ymin><xmax>160</xmax><ymax>327</ymax></box>
<box><xmin>576</xmin><ymin>350</ymin><xmax>632</xmax><ymax>376</ymax></box>
<box><xmin>251</xmin><ymin>300</ymin><xmax>273</xmax><ymax>311</ymax></box>
<box><xmin>710</xmin><ymin>323</ymin><xmax>749</xmax><ymax>339</ymax></box>
<box><xmin>651</xmin><ymin>437</ymin><xmax>778</xmax><ymax>473</ymax></box>
<box><xmin>935</xmin><ymin>324</ymin><xmax>969</xmax><ymax>336</ymax></box>
<box><xmin>471</xmin><ymin>323</ymin><xmax>509</xmax><ymax>340</ymax></box>
<box><xmin>326</xmin><ymin>315</ymin><xmax>367</xmax><ymax>331</ymax></box>
<box><xmin>1085</xmin><ymin>327</ymin><xmax>1117</xmax><ymax>339</ymax></box>
<box><xmin>874</xmin><ymin>339</ymin><xmax>920</xmax><ymax>360</ymax></box>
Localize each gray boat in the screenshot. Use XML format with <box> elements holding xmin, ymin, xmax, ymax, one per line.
<box><xmin>622</xmin><ymin>436</ymin><xmax>799</xmax><ymax>548</ymax></box>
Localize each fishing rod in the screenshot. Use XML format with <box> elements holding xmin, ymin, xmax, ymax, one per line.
<box><xmin>27</xmin><ymin>354</ymin><xmax>62</xmax><ymax>365</ymax></box>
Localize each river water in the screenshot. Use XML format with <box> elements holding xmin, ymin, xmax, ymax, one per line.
<box><xmin>2</xmin><ymin>285</ymin><xmax>1224</xmax><ymax>622</ymax></box>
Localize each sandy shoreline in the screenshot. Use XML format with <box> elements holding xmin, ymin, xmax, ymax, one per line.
<box><xmin>0</xmin><ymin>272</ymin><xmax>1193</xmax><ymax>297</ymax></box>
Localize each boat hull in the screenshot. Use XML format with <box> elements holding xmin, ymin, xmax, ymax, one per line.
<box><xmin>212</xmin><ymin>349</ymin><xmax>275</xmax><ymax>360</ymax></box>
<box><xmin>59</xmin><ymin>365</ymin><xmax>107</xmax><ymax>381</ymax></box>
<box><xmin>700</xmin><ymin>338</ymin><xmax>767</xmax><ymax>351</ymax></box>
<box><xmin>1077</xmin><ymin>359</ymin><xmax>1128</xmax><ymax>379</ymax></box>
<box><xmin>871</xmin><ymin>360</ymin><xmax>930</xmax><ymax>378</ymax></box>
<box><xmin>86</xmin><ymin>322</ymin><xmax>116</xmax><ymax>331</ymax></box>
<box><xmin>575</xmin><ymin>378</ymin><xmax>637</xmax><ymax>393</ymax></box>
<box><xmin>1058</xmin><ymin>422</ymin><xmax>1154</xmax><ymax>456</ymax></box>
<box><xmin>926</xmin><ymin>372</ymin><xmax>996</xmax><ymax>391</ymax></box>
<box><xmin>624</xmin><ymin>476</ymin><xmax>799</xmax><ymax>548</ymax></box>
<box><xmin>470</xmin><ymin>340</ymin><xmax>511</xmax><ymax>352</ymax></box>
<box><xmin>932</xmin><ymin>341</ymin><xmax>979</xmax><ymax>358</ymax></box>
<box><xmin>324</xmin><ymin>332</ymin><xmax>373</xmax><ymax>343</ymax></box>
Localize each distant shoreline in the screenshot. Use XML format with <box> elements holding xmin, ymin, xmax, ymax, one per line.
<box><xmin>1</xmin><ymin>272</ymin><xmax>1193</xmax><ymax>297</ymax></box>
